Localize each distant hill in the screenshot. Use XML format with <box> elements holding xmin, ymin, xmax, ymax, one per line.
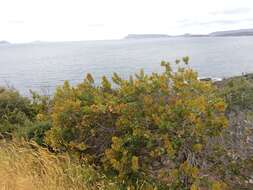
<box><xmin>209</xmin><ymin>29</ymin><xmax>253</xmax><ymax>37</ymax></box>
<box><xmin>124</xmin><ymin>28</ymin><xmax>253</xmax><ymax>39</ymax></box>
<box><xmin>177</xmin><ymin>33</ymin><xmax>209</xmax><ymax>37</ymax></box>
<box><xmin>125</xmin><ymin>34</ymin><xmax>171</xmax><ymax>39</ymax></box>
<box><xmin>0</xmin><ymin>41</ymin><xmax>10</xmax><ymax>45</ymax></box>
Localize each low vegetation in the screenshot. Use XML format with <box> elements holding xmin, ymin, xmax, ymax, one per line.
<box><xmin>0</xmin><ymin>140</ymin><xmax>110</xmax><ymax>190</ymax></box>
<box><xmin>0</xmin><ymin>58</ymin><xmax>252</xmax><ymax>190</ymax></box>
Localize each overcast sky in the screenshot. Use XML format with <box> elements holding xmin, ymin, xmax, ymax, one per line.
<box><xmin>0</xmin><ymin>0</ymin><xmax>253</xmax><ymax>43</ymax></box>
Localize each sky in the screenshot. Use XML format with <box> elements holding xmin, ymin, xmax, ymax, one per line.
<box><xmin>0</xmin><ymin>0</ymin><xmax>253</xmax><ymax>43</ymax></box>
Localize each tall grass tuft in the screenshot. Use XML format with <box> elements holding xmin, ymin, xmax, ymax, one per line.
<box><xmin>0</xmin><ymin>140</ymin><xmax>113</xmax><ymax>190</ymax></box>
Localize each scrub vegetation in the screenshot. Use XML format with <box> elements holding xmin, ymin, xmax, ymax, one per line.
<box><xmin>0</xmin><ymin>58</ymin><xmax>252</xmax><ymax>190</ymax></box>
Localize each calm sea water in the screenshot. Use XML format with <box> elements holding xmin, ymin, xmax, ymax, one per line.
<box><xmin>1</xmin><ymin>37</ymin><xmax>253</xmax><ymax>94</ymax></box>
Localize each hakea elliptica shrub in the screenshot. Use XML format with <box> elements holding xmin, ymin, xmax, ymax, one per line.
<box><xmin>44</xmin><ymin>57</ymin><xmax>228</xmax><ymax>189</ymax></box>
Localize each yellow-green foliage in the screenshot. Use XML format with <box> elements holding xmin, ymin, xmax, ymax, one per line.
<box><xmin>44</xmin><ymin>58</ymin><xmax>228</xmax><ymax>188</ymax></box>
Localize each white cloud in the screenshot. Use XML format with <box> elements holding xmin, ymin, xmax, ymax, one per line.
<box><xmin>0</xmin><ymin>0</ymin><xmax>253</xmax><ymax>43</ymax></box>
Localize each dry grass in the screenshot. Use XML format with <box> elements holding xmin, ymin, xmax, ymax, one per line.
<box><xmin>0</xmin><ymin>140</ymin><xmax>109</xmax><ymax>190</ymax></box>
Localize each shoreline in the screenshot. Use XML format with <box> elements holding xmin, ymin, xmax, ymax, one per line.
<box><xmin>1</xmin><ymin>72</ymin><xmax>251</xmax><ymax>97</ymax></box>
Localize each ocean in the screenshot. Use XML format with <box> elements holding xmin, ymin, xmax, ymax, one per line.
<box><xmin>1</xmin><ymin>36</ymin><xmax>253</xmax><ymax>94</ymax></box>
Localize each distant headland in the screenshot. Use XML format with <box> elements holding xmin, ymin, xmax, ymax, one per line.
<box><xmin>124</xmin><ymin>28</ymin><xmax>253</xmax><ymax>39</ymax></box>
<box><xmin>209</xmin><ymin>28</ymin><xmax>253</xmax><ymax>37</ymax></box>
<box><xmin>0</xmin><ymin>41</ymin><xmax>10</xmax><ymax>45</ymax></box>
<box><xmin>125</xmin><ymin>34</ymin><xmax>171</xmax><ymax>39</ymax></box>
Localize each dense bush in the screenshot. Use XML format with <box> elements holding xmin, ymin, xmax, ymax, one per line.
<box><xmin>15</xmin><ymin>121</ymin><xmax>52</xmax><ymax>145</ymax></box>
<box><xmin>0</xmin><ymin>87</ymin><xmax>36</xmax><ymax>137</ymax></box>
<box><xmin>217</xmin><ymin>75</ymin><xmax>253</xmax><ymax>111</ymax></box>
<box><xmin>215</xmin><ymin>75</ymin><xmax>253</xmax><ymax>189</ymax></box>
<box><xmin>43</xmin><ymin>58</ymin><xmax>229</xmax><ymax>189</ymax></box>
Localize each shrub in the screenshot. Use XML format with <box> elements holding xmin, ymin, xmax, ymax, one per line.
<box><xmin>45</xmin><ymin>58</ymin><xmax>228</xmax><ymax>189</ymax></box>
<box><xmin>14</xmin><ymin>121</ymin><xmax>52</xmax><ymax>146</ymax></box>
<box><xmin>215</xmin><ymin>75</ymin><xmax>253</xmax><ymax>189</ymax></box>
<box><xmin>217</xmin><ymin>75</ymin><xmax>253</xmax><ymax>111</ymax></box>
<box><xmin>0</xmin><ymin>87</ymin><xmax>36</xmax><ymax>137</ymax></box>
